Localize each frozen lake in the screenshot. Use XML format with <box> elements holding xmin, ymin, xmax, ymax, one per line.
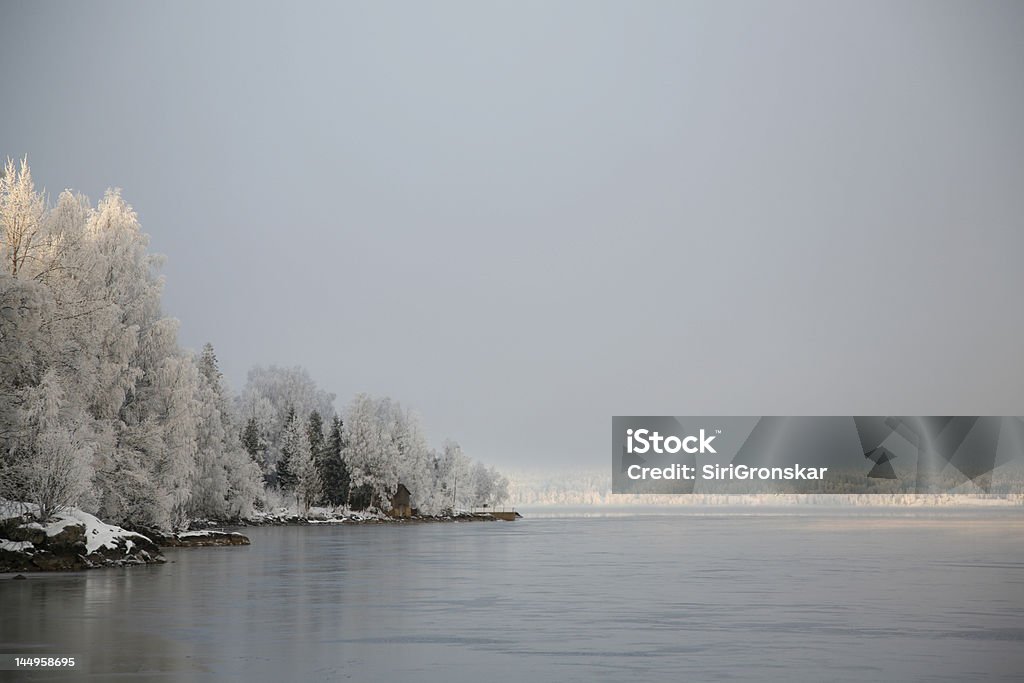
<box><xmin>2</xmin><ymin>508</ymin><xmax>1023</xmax><ymax>681</ymax></box>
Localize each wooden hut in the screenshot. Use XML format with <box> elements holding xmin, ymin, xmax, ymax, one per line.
<box><xmin>389</xmin><ymin>483</ymin><xmax>412</xmax><ymax>518</ymax></box>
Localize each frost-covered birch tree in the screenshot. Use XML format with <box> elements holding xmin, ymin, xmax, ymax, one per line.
<box><xmin>292</xmin><ymin>429</ymin><xmax>321</xmax><ymax>516</ymax></box>
<box><xmin>341</xmin><ymin>393</ymin><xmax>385</xmax><ymax>509</ymax></box>
<box><xmin>0</xmin><ymin>370</ymin><xmax>93</xmax><ymax>521</ymax></box>
<box><xmin>0</xmin><ymin>157</ymin><xmax>46</xmax><ymax>277</ymax></box>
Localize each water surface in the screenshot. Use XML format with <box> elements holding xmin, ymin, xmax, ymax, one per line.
<box><xmin>2</xmin><ymin>508</ymin><xmax>1022</xmax><ymax>681</ymax></box>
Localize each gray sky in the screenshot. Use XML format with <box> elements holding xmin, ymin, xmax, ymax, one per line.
<box><xmin>2</xmin><ymin>0</ymin><xmax>1023</xmax><ymax>469</ymax></box>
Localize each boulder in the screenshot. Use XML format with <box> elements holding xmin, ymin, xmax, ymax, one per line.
<box><xmin>0</xmin><ymin>513</ymin><xmax>31</xmax><ymax>537</ymax></box>
<box><xmin>0</xmin><ymin>545</ymin><xmax>37</xmax><ymax>572</ymax></box>
<box><xmin>46</xmin><ymin>523</ymin><xmax>88</xmax><ymax>554</ymax></box>
<box><xmin>85</xmin><ymin>533</ymin><xmax>163</xmax><ymax>566</ymax></box>
<box><xmin>6</xmin><ymin>523</ymin><xmax>46</xmax><ymax>545</ymax></box>
<box><xmin>31</xmin><ymin>549</ymin><xmax>86</xmax><ymax>571</ymax></box>
<box><xmin>165</xmin><ymin>530</ymin><xmax>251</xmax><ymax>547</ymax></box>
<box><xmin>117</xmin><ymin>524</ymin><xmax>250</xmax><ymax>549</ymax></box>
<box><xmin>124</xmin><ymin>525</ymin><xmax>173</xmax><ymax>547</ymax></box>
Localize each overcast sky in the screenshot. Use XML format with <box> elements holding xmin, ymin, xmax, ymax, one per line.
<box><xmin>2</xmin><ymin>0</ymin><xmax>1023</xmax><ymax>469</ymax></box>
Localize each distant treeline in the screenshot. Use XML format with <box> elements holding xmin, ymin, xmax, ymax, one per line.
<box><xmin>508</xmin><ymin>468</ymin><xmax>1024</xmax><ymax>506</ymax></box>
<box><xmin>0</xmin><ymin>158</ymin><xmax>507</xmax><ymax>530</ymax></box>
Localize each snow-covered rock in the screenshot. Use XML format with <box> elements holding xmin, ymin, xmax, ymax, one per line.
<box><xmin>0</xmin><ymin>500</ymin><xmax>164</xmax><ymax>572</ymax></box>
<box><xmin>121</xmin><ymin>524</ymin><xmax>251</xmax><ymax>548</ymax></box>
<box><xmin>164</xmin><ymin>530</ymin><xmax>250</xmax><ymax>547</ymax></box>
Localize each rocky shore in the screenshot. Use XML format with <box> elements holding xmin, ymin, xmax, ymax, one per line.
<box><xmin>2</xmin><ymin>502</ymin><xmax>513</xmax><ymax>573</ymax></box>
<box><xmin>223</xmin><ymin>508</ymin><xmax>505</xmax><ymax>526</ymax></box>
<box><xmin>0</xmin><ymin>500</ymin><xmax>258</xmax><ymax>573</ymax></box>
<box><xmin>1</xmin><ymin>505</ymin><xmax>164</xmax><ymax>572</ymax></box>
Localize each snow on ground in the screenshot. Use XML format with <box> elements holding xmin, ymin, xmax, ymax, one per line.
<box><xmin>246</xmin><ymin>505</ymin><xmax>391</xmax><ymax>523</ymax></box>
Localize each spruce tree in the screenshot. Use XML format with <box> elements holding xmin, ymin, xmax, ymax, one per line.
<box><xmin>307</xmin><ymin>410</ymin><xmax>325</xmax><ymax>466</ymax></box>
<box><xmin>197</xmin><ymin>342</ymin><xmax>221</xmax><ymax>385</ymax></box>
<box><xmin>241</xmin><ymin>415</ymin><xmax>268</xmax><ymax>478</ymax></box>
<box><xmin>276</xmin><ymin>408</ymin><xmax>299</xmax><ymax>491</ymax></box>
<box><xmin>321</xmin><ymin>416</ymin><xmax>351</xmax><ymax>506</ymax></box>
<box><xmin>241</xmin><ymin>416</ymin><xmax>263</xmax><ymax>462</ymax></box>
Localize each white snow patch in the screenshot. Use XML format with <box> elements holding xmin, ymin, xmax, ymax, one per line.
<box><xmin>1</xmin><ymin>539</ymin><xmax>34</xmax><ymax>552</ymax></box>
<box><xmin>41</xmin><ymin>507</ymin><xmax>148</xmax><ymax>555</ymax></box>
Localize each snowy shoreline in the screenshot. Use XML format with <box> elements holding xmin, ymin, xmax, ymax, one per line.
<box><xmin>203</xmin><ymin>508</ymin><xmax>505</xmax><ymax>528</ymax></box>
<box><xmin>1</xmin><ymin>500</ymin><xmax>511</xmax><ymax>574</ymax></box>
<box><xmin>1</xmin><ymin>501</ymin><xmax>164</xmax><ymax>572</ymax></box>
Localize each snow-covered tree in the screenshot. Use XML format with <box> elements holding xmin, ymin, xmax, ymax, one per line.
<box><xmin>0</xmin><ymin>274</ymin><xmax>49</xmax><ymax>397</ymax></box>
<box><xmin>341</xmin><ymin>394</ymin><xmax>405</xmax><ymax>510</ymax></box>
<box><xmin>191</xmin><ymin>343</ymin><xmax>262</xmax><ymax>520</ymax></box>
<box><xmin>147</xmin><ymin>354</ymin><xmax>201</xmax><ymax>529</ymax></box>
<box><xmin>273</xmin><ymin>409</ymin><xmax>319</xmax><ymax>514</ymax></box>
<box><xmin>336</xmin><ymin>394</ymin><xmax>508</xmax><ymax>513</ymax></box>
<box><xmin>468</xmin><ymin>461</ymin><xmax>510</xmax><ymax>508</ymax></box>
<box><xmin>0</xmin><ymin>157</ymin><xmax>46</xmax><ymax>277</ymax></box>
<box><xmin>341</xmin><ymin>394</ymin><xmax>383</xmax><ymax>509</ymax></box>
<box><xmin>276</xmin><ymin>408</ymin><xmax>301</xmax><ymax>491</ymax></box>
<box><xmin>237</xmin><ymin>365</ymin><xmax>335</xmax><ymax>477</ymax></box>
<box><xmin>438</xmin><ymin>439</ymin><xmax>472</xmax><ymax>510</ymax></box>
<box><xmin>222</xmin><ymin>445</ymin><xmax>263</xmax><ymax>518</ymax></box>
<box><xmin>390</xmin><ymin>406</ymin><xmax>434</xmax><ymax>512</ymax></box>
<box><xmin>292</xmin><ymin>423</ymin><xmax>321</xmax><ymax>516</ymax></box>
<box><xmin>0</xmin><ymin>370</ymin><xmax>93</xmax><ymax>521</ymax></box>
